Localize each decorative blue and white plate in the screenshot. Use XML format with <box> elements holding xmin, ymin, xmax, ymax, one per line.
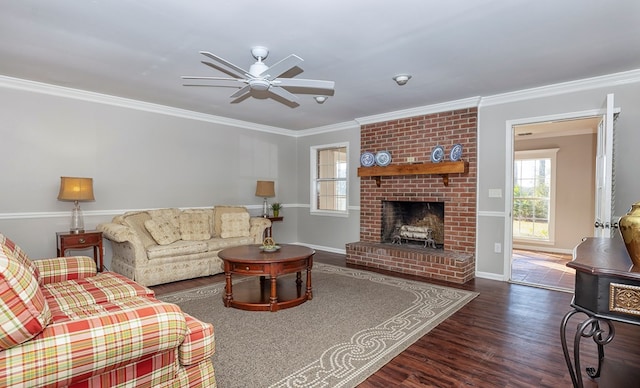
<box><xmin>375</xmin><ymin>151</ymin><xmax>392</xmax><ymax>166</ymax></box>
<box><xmin>360</xmin><ymin>152</ymin><xmax>375</xmax><ymax>167</ymax></box>
<box><xmin>450</xmin><ymin>144</ymin><xmax>463</xmax><ymax>161</ymax></box>
<box><xmin>431</xmin><ymin>145</ymin><xmax>444</xmax><ymax>163</ymax></box>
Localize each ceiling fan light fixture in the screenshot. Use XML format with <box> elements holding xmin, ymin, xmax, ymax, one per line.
<box><xmin>251</xmin><ymin>46</ymin><xmax>269</xmax><ymax>61</ymax></box>
<box><xmin>393</xmin><ymin>74</ymin><xmax>412</xmax><ymax>86</ymax></box>
<box><xmin>314</xmin><ymin>96</ymin><xmax>327</xmax><ymax>104</ymax></box>
<box><xmin>248</xmin><ymin>78</ymin><xmax>270</xmax><ymax>91</ymax></box>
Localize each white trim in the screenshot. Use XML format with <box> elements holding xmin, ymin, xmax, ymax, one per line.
<box><xmin>293</xmin><ymin>121</ymin><xmax>361</xmax><ymax>137</ymax></box>
<box><xmin>355</xmin><ymin>97</ymin><xmax>481</xmax><ymax>126</ymax></box>
<box><xmin>296</xmin><ymin>204</ymin><xmax>361</xmax><ymax>212</ymax></box>
<box><xmin>291</xmin><ymin>242</ymin><xmax>346</xmax><ymax>255</ymax></box>
<box><xmin>475</xmin><ymin>271</ymin><xmax>506</xmax><ymax>282</ymax></box>
<box><xmin>478</xmin><ymin>211</ymin><xmax>506</xmax><ymax>218</ymax></box>
<box><xmin>512</xmin><ymin>244</ymin><xmax>573</xmax><ymax>255</ymax></box>
<box><xmin>503</xmin><ymin>107</ymin><xmax>618</xmax><ymax>282</ymax></box>
<box><xmin>513</xmin><ymin>148</ymin><xmax>559</xmax><ymax>244</ymax></box>
<box><xmin>0</xmin><ymin>75</ymin><xmax>293</xmax><ymax>136</ymax></box>
<box><xmin>309</xmin><ymin>142</ymin><xmax>350</xmax><ymax>216</ymax></box>
<box><xmin>480</xmin><ymin>68</ymin><xmax>640</xmax><ymax>107</ymax></box>
<box><xmin>0</xmin><ymin>204</ymin><xmax>298</xmax><ymax>221</ymax></box>
<box><xmin>0</xmin><ymin>209</ymin><xmax>125</xmax><ymax>220</ymax></box>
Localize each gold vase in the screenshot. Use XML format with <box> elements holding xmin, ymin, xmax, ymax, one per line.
<box><xmin>619</xmin><ymin>201</ymin><xmax>640</xmax><ymax>267</ymax></box>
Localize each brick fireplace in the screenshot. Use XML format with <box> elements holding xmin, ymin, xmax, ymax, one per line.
<box><xmin>346</xmin><ymin>108</ymin><xmax>477</xmax><ymax>283</ymax></box>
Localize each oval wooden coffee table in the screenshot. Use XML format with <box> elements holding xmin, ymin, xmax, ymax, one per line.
<box><xmin>218</xmin><ymin>244</ymin><xmax>315</xmax><ymax>312</ymax></box>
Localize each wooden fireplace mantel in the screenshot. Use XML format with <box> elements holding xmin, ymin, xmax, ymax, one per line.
<box><xmin>357</xmin><ymin>161</ymin><xmax>469</xmax><ymax>187</ymax></box>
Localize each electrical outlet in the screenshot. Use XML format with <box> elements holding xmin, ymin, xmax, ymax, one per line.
<box><xmin>406</xmin><ymin>156</ymin><xmax>416</xmax><ymax>163</ymax></box>
<box><xmin>494</xmin><ymin>243</ymin><xmax>502</xmax><ymax>253</ymax></box>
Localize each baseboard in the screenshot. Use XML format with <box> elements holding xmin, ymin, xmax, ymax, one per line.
<box><xmin>291</xmin><ymin>242</ymin><xmax>346</xmax><ymax>255</ymax></box>
<box><xmin>513</xmin><ymin>244</ymin><xmax>573</xmax><ymax>255</ymax></box>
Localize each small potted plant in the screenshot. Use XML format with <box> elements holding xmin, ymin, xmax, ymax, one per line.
<box><xmin>271</xmin><ymin>203</ymin><xmax>282</xmax><ymax>217</ymax></box>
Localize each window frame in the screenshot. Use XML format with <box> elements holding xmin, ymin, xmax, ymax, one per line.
<box><xmin>513</xmin><ymin>148</ymin><xmax>559</xmax><ymax>244</ymax></box>
<box><xmin>310</xmin><ymin>142</ymin><xmax>349</xmax><ymax>217</ymax></box>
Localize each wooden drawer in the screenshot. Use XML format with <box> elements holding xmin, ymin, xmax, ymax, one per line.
<box><xmin>61</xmin><ymin>233</ymin><xmax>101</xmax><ymax>246</ymax></box>
<box><xmin>282</xmin><ymin>259</ymin><xmax>308</xmax><ymax>272</ymax></box>
<box><xmin>231</xmin><ymin>262</ymin><xmax>267</xmax><ymax>274</ymax></box>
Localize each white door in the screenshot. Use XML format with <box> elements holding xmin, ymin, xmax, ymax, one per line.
<box><xmin>594</xmin><ymin>93</ymin><xmax>617</xmax><ymax>237</ymax></box>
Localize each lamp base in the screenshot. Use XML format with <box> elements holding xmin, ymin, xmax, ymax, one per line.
<box><xmin>70</xmin><ymin>201</ymin><xmax>85</xmax><ymax>234</ymax></box>
<box><xmin>262</xmin><ymin>198</ymin><xmax>269</xmax><ymax>218</ymax></box>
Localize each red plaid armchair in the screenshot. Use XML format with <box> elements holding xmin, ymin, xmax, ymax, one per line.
<box><xmin>0</xmin><ymin>233</ymin><xmax>216</xmax><ymax>387</ymax></box>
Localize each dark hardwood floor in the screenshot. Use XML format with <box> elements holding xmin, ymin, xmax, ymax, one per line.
<box><xmin>151</xmin><ymin>250</ymin><xmax>640</xmax><ymax>387</ymax></box>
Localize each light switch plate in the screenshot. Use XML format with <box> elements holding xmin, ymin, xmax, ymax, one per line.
<box><xmin>489</xmin><ymin>189</ymin><xmax>502</xmax><ymax>198</ymax></box>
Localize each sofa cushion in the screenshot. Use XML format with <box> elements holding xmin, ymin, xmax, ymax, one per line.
<box><xmin>40</xmin><ymin>271</ymin><xmax>155</xmax><ymax>315</ymax></box>
<box><xmin>147</xmin><ymin>208</ymin><xmax>181</xmax><ymax>227</ymax></box>
<box><xmin>202</xmin><ymin>236</ymin><xmax>255</xmax><ymax>252</ymax></box>
<box><xmin>146</xmin><ymin>240</ymin><xmax>208</xmax><ymax>260</ymax></box>
<box><xmin>179</xmin><ymin>212</ymin><xmax>211</xmax><ymax>241</ymax></box>
<box><xmin>0</xmin><ymin>247</ymin><xmax>52</xmax><ymax>350</ymax></box>
<box><xmin>122</xmin><ymin>212</ymin><xmax>157</xmax><ymax>249</ymax></box>
<box><xmin>0</xmin><ymin>233</ymin><xmax>41</xmax><ymax>285</ymax></box>
<box><xmin>213</xmin><ymin>206</ymin><xmax>247</xmax><ymax>237</ymax></box>
<box><xmin>145</xmin><ymin>217</ymin><xmax>181</xmax><ymax>245</ymax></box>
<box><xmin>220</xmin><ymin>212</ymin><xmax>251</xmax><ymax>238</ymax></box>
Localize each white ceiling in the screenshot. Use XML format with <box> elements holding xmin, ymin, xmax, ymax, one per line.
<box><xmin>1</xmin><ymin>1</ymin><xmax>639</xmax><ymax>131</ymax></box>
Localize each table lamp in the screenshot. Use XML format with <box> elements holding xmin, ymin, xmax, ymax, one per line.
<box><xmin>57</xmin><ymin>176</ymin><xmax>95</xmax><ymax>233</ymax></box>
<box><xmin>255</xmin><ymin>180</ymin><xmax>275</xmax><ymax>217</ymax></box>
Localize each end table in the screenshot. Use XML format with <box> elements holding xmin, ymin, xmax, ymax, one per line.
<box><xmin>265</xmin><ymin>216</ymin><xmax>283</xmax><ymax>239</ymax></box>
<box><xmin>56</xmin><ymin>230</ymin><xmax>104</xmax><ymax>272</ymax></box>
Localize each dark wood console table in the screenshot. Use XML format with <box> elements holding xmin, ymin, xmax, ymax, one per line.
<box><xmin>561</xmin><ymin>237</ymin><xmax>640</xmax><ymax>387</ymax></box>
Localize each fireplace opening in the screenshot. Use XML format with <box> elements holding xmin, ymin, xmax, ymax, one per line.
<box><xmin>382</xmin><ymin>201</ymin><xmax>444</xmax><ymax>248</ymax></box>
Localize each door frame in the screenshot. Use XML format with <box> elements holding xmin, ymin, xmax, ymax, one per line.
<box><xmin>503</xmin><ymin>108</ymin><xmax>606</xmax><ymax>280</ymax></box>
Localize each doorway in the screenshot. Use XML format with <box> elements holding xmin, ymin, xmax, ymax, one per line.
<box><xmin>510</xmin><ymin>117</ymin><xmax>600</xmax><ymax>291</ymax></box>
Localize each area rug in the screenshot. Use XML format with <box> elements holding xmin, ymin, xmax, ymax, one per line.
<box><xmin>158</xmin><ymin>263</ymin><xmax>478</xmax><ymax>388</ymax></box>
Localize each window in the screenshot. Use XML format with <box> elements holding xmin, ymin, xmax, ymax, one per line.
<box><xmin>513</xmin><ymin>149</ymin><xmax>558</xmax><ymax>242</ymax></box>
<box><xmin>311</xmin><ymin>143</ymin><xmax>348</xmax><ymax>216</ymax></box>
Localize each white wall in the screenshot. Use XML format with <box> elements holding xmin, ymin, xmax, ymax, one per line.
<box><xmin>294</xmin><ymin>127</ymin><xmax>361</xmax><ymax>253</ymax></box>
<box><xmin>514</xmin><ymin>133</ymin><xmax>596</xmax><ymax>251</ymax></box>
<box><xmin>476</xmin><ymin>74</ymin><xmax>640</xmax><ymax>278</ymax></box>
<box><xmin>3</xmin><ymin>70</ymin><xmax>639</xmax><ymax>280</ymax></box>
<box><xmin>0</xmin><ymin>81</ymin><xmax>298</xmax><ymax>268</ymax></box>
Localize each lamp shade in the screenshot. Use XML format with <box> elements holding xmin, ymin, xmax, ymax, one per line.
<box><xmin>57</xmin><ymin>177</ymin><xmax>95</xmax><ymax>202</ymax></box>
<box><xmin>255</xmin><ymin>180</ymin><xmax>275</xmax><ymax>198</ymax></box>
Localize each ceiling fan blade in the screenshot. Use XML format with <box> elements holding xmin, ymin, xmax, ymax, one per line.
<box><xmin>200</xmin><ymin>51</ymin><xmax>249</xmax><ymax>79</ymax></box>
<box><xmin>181</xmin><ymin>75</ymin><xmax>242</xmax><ymax>81</ymax></box>
<box><xmin>229</xmin><ymin>85</ymin><xmax>252</xmax><ymax>99</ymax></box>
<box><xmin>230</xmin><ymin>92</ymin><xmax>252</xmax><ymax>105</ymax></box>
<box><xmin>275</xmin><ymin>78</ymin><xmax>335</xmax><ymax>91</ymax></box>
<box><xmin>183</xmin><ymin>84</ymin><xmax>244</xmax><ymax>89</ymax></box>
<box><xmin>261</xmin><ymin>54</ymin><xmax>303</xmax><ymax>80</ymax></box>
<box><xmin>268</xmin><ymin>86</ymin><xmax>299</xmax><ymax>103</ymax></box>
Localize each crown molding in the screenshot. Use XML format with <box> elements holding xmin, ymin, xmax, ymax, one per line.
<box><xmin>293</xmin><ymin>120</ymin><xmax>361</xmax><ymax>137</ymax></box>
<box><xmin>480</xmin><ymin>68</ymin><xmax>640</xmax><ymax>107</ymax></box>
<box><xmin>0</xmin><ymin>75</ymin><xmax>295</xmax><ymax>136</ymax></box>
<box><xmin>354</xmin><ymin>96</ymin><xmax>482</xmax><ymax>126</ymax></box>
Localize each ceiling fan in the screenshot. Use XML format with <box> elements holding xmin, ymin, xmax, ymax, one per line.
<box><xmin>182</xmin><ymin>46</ymin><xmax>335</xmax><ymax>107</ymax></box>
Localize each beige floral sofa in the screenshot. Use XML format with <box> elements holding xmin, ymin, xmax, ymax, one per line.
<box><xmin>97</xmin><ymin>206</ymin><xmax>270</xmax><ymax>286</ymax></box>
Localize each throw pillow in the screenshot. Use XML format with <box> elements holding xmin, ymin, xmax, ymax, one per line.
<box><xmin>144</xmin><ymin>217</ymin><xmax>181</xmax><ymax>245</ymax></box>
<box><xmin>0</xmin><ymin>246</ymin><xmax>52</xmax><ymax>350</ymax></box>
<box><xmin>220</xmin><ymin>212</ymin><xmax>251</xmax><ymax>238</ymax></box>
<box><xmin>0</xmin><ymin>233</ymin><xmax>41</xmax><ymax>284</ymax></box>
<box><xmin>179</xmin><ymin>212</ymin><xmax>212</xmax><ymax>241</ymax></box>
<box><xmin>213</xmin><ymin>206</ymin><xmax>247</xmax><ymax>237</ymax></box>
